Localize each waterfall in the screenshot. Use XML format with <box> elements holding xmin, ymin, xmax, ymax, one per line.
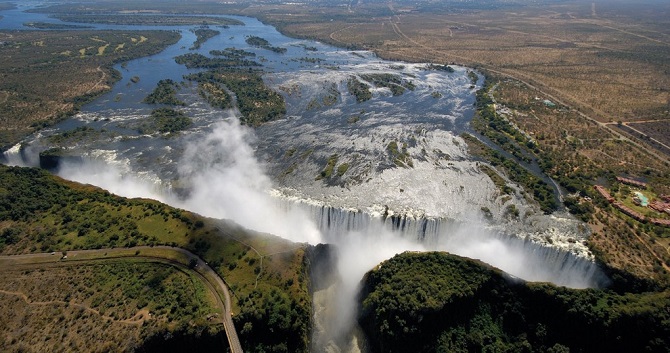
<box><xmin>275</xmin><ymin>195</ymin><xmax>609</xmax><ymax>289</ymax></box>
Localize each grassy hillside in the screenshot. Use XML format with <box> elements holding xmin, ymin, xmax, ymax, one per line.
<box><xmin>0</xmin><ymin>165</ymin><xmax>311</xmax><ymax>352</ymax></box>
<box><xmin>359</xmin><ymin>252</ymin><xmax>670</xmax><ymax>353</ymax></box>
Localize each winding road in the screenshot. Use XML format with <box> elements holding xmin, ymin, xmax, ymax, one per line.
<box><xmin>0</xmin><ymin>246</ymin><xmax>243</xmax><ymax>353</ymax></box>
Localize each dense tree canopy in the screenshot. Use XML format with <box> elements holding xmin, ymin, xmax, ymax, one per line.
<box><xmin>359</xmin><ymin>252</ymin><xmax>670</xmax><ymax>353</ymax></box>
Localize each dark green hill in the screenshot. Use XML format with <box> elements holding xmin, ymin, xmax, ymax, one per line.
<box><xmin>358</xmin><ymin>252</ymin><xmax>670</xmax><ymax>353</ymax></box>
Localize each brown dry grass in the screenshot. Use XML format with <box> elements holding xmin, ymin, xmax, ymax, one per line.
<box><xmin>0</xmin><ymin>261</ymin><xmax>220</xmax><ymax>353</ymax></box>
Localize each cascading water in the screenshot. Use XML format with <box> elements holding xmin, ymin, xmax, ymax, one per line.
<box><xmin>276</xmin><ymin>196</ymin><xmax>608</xmax><ymax>288</ymax></box>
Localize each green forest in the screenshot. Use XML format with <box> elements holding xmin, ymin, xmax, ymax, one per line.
<box><xmin>190</xmin><ymin>27</ymin><xmax>220</xmax><ymax>50</ymax></box>
<box><xmin>144</xmin><ymin>108</ymin><xmax>192</xmax><ymax>134</ymax></box>
<box><xmin>359</xmin><ymin>252</ymin><xmax>670</xmax><ymax>353</ymax></box>
<box><xmin>245</xmin><ymin>35</ymin><xmax>287</xmax><ymax>54</ymax></box>
<box><xmin>186</xmin><ymin>70</ymin><xmax>286</xmax><ymax>126</ymax></box>
<box><xmin>143</xmin><ymin>79</ymin><xmax>186</xmax><ymax>106</ymax></box>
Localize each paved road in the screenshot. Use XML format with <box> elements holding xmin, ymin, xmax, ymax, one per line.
<box><xmin>0</xmin><ymin>246</ymin><xmax>243</xmax><ymax>353</ymax></box>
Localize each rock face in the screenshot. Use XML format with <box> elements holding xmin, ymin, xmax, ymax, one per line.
<box><xmin>38</xmin><ymin>148</ymin><xmax>83</xmax><ymax>172</ymax></box>
<box><xmin>357</xmin><ymin>252</ymin><xmax>670</xmax><ymax>353</ymax></box>
<box><xmin>306</xmin><ymin>243</ymin><xmax>339</xmax><ymax>293</ymax></box>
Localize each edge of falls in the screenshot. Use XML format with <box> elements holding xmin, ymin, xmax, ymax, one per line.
<box><xmin>273</xmin><ymin>189</ymin><xmax>610</xmax><ymax>289</ymax></box>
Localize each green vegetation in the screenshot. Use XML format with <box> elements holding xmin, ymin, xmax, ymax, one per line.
<box><xmin>291</xmin><ymin>44</ymin><xmax>318</xmax><ymax>52</ymax></box>
<box><xmin>239</xmin><ymin>0</ymin><xmax>670</xmax><ymax>284</ymax></box>
<box><xmin>337</xmin><ymin>163</ymin><xmax>350</xmax><ymax>177</ymax></box>
<box><xmin>190</xmin><ymin>27</ymin><xmax>220</xmax><ymax>50</ymax></box>
<box><xmin>387</xmin><ymin>141</ymin><xmax>413</xmax><ymax>168</ymax></box>
<box><xmin>245</xmin><ymin>36</ymin><xmax>270</xmax><ymax>47</ymax></box>
<box><xmin>0</xmin><ymin>166</ymin><xmax>181</xmax><ymax>249</ymax></box>
<box><xmin>185</xmin><ymin>70</ymin><xmax>285</xmax><ymax>126</ymax></box>
<box><xmin>316</xmin><ymin>154</ymin><xmax>339</xmax><ymax>180</ymax></box>
<box><xmin>359</xmin><ymin>252</ymin><xmax>670</xmax><ymax>353</ymax></box>
<box><xmin>0</xmin><ymin>165</ymin><xmax>311</xmax><ymax>352</ymax></box>
<box><xmin>143</xmin><ymin>79</ymin><xmax>185</xmax><ymax>106</ymax></box>
<box><xmin>463</xmin><ymin>75</ymin><xmax>670</xmax><ymax>281</ymax></box>
<box><xmin>47</xmin><ymin>126</ymin><xmax>104</xmax><ymax>145</ymax></box>
<box><xmin>465</xmin><ymin>77</ymin><xmax>558</xmax><ymax>214</ymax></box>
<box><xmin>37</xmin><ymin>147</ymin><xmax>76</xmax><ymax>171</ymax></box>
<box><xmin>487</xmin><ymin>78</ymin><xmax>670</xmax><ymax>283</ymax></box>
<box><xmin>279</xmin><ymin>147</ymin><xmax>317</xmax><ymax>178</ymax></box>
<box><xmin>361</xmin><ymin>73</ymin><xmax>415</xmax><ymax>96</ymax></box>
<box><xmin>210</xmin><ymin>47</ymin><xmax>256</xmax><ymax>59</ymax></box>
<box><xmin>463</xmin><ymin>134</ymin><xmax>556</xmax><ymax>214</ymax></box>
<box><xmin>245</xmin><ymin>35</ymin><xmax>287</xmax><ymax>54</ymax></box>
<box><xmin>26</xmin><ymin>1</ymin><xmax>242</xmax><ymax>16</ymax></box>
<box><xmin>176</xmin><ymin>50</ymin><xmax>282</xmax><ymax>125</ymax></box>
<box><xmin>294</xmin><ymin>57</ymin><xmax>324</xmax><ymax>64</ymax></box>
<box><xmin>197</xmin><ymin>82</ymin><xmax>232</xmax><ymax>110</ymax></box>
<box><xmin>307</xmin><ymin>83</ymin><xmax>339</xmax><ymax>110</ymax></box>
<box><xmin>472</xmin><ymin>80</ymin><xmax>535</xmax><ymax>164</ymax></box>
<box><xmin>138</xmin><ymin>108</ymin><xmax>192</xmax><ymax>135</ymax></box>
<box><xmin>323</xmin><ymin>83</ymin><xmax>339</xmax><ymax>106</ymax></box>
<box><xmin>23</xmin><ymin>22</ymin><xmax>92</xmax><ymax>29</ymax></box>
<box><xmin>0</xmin><ymin>30</ymin><xmax>181</xmax><ymax>149</ymax></box>
<box><xmin>479</xmin><ymin>164</ymin><xmax>513</xmax><ymax>195</ymax></box>
<box><xmin>347</xmin><ymin>77</ymin><xmax>372</xmax><ymax>103</ymax></box>
<box><xmin>426</xmin><ymin>64</ymin><xmax>456</xmax><ymax>73</ymax></box>
<box><xmin>480</xmin><ymin>206</ymin><xmax>493</xmax><ymax>219</ymax></box>
<box><xmin>505</xmin><ymin>203</ymin><xmax>520</xmax><ymax>219</ymax></box>
<box><xmin>174</xmin><ymin>52</ymin><xmax>260</xmax><ymax>69</ymax></box>
<box><xmin>563</xmin><ymin>195</ymin><xmax>595</xmax><ymax>223</ymax></box>
<box><xmin>468</xmin><ymin>70</ymin><xmax>478</xmax><ymax>85</ymax></box>
<box><xmin>48</xmin><ymin>14</ymin><xmax>243</xmax><ymax>26</ymax></box>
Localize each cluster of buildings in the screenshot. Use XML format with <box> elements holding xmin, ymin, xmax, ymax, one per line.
<box><xmin>616</xmin><ymin>176</ymin><xmax>648</xmax><ymax>189</ymax></box>
<box><xmin>650</xmin><ymin>196</ymin><xmax>670</xmax><ymax>216</ymax></box>
<box><xmin>594</xmin><ymin>184</ymin><xmax>670</xmax><ymax>227</ymax></box>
